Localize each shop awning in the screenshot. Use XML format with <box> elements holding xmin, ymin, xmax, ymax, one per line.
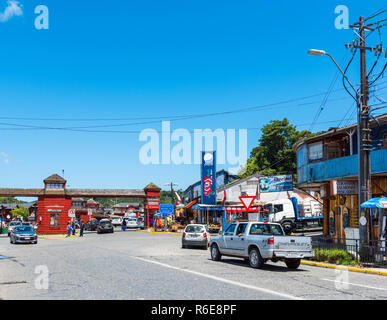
<box><xmin>185</xmin><ymin>199</ymin><xmax>198</xmax><ymax>209</ymax></box>
<box><xmin>225</xmin><ymin>206</ymin><xmax>266</xmax><ymax>213</ymax></box>
<box><xmin>192</xmin><ymin>204</ymin><xmax>225</xmax><ymax>211</ymax></box>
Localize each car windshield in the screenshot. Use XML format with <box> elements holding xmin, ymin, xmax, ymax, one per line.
<box><xmin>10</xmin><ymin>222</ymin><xmax>21</xmax><ymax>226</ymax></box>
<box><xmin>99</xmin><ymin>221</ymin><xmax>111</xmax><ymax>225</ymax></box>
<box><xmin>15</xmin><ymin>226</ymin><xmax>33</xmax><ymax>232</ymax></box>
<box><xmin>185</xmin><ymin>225</ymin><xmax>205</xmax><ymax>233</ymax></box>
<box><xmin>128</xmin><ymin>219</ymin><xmax>136</xmax><ymax>222</ymax></box>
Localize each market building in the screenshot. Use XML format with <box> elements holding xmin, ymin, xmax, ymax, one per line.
<box><xmin>293</xmin><ymin>113</ymin><xmax>387</xmax><ymax>242</ymax></box>
<box><xmin>0</xmin><ymin>174</ymin><xmax>160</xmax><ymax>234</ymax></box>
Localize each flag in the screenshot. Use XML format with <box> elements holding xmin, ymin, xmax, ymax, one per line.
<box><xmin>175</xmin><ymin>191</ymin><xmax>182</xmax><ymax>204</ymax></box>
<box><xmin>222</xmin><ymin>190</ymin><xmax>227</xmax><ymax>205</ymax></box>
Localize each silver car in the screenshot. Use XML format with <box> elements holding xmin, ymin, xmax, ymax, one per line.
<box><xmin>7</xmin><ymin>221</ymin><xmax>21</xmax><ymax>236</ymax></box>
<box><xmin>10</xmin><ymin>225</ymin><xmax>38</xmax><ymax>244</ymax></box>
<box><xmin>182</xmin><ymin>224</ymin><xmax>210</xmax><ymax>249</ymax></box>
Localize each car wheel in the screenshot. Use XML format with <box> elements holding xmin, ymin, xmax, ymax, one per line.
<box><xmin>249</xmin><ymin>247</ymin><xmax>264</xmax><ymax>269</ymax></box>
<box><xmin>285</xmin><ymin>259</ymin><xmax>301</xmax><ymax>270</ymax></box>
<box><xmin>10</xmin><ymin>237</ymin><xmax>13</xmax><ymax>244</ymax></box>
<box><xmin>210</xmin><ymin>244</ymin><xmax>221</xmax><ymax>261</ymax></box>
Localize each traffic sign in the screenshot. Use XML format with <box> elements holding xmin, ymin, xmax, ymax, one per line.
<box><xmin>239</xmin><ymin>196</ymin><xmax>255</xmax><ymax>211</ymax></box>
<box><xmin>68</xmin><ymin>209</ymin><xmax>75</xmax><ymax>218</ymax></box>
<box><xmin>87</xmin><ymin>209</ymin><xmax>92</xmax><ymax>216</ymax></box>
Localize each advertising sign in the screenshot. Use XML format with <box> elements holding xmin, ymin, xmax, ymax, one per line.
<box><xmin>159</xmin><ymin>204</ymin><xmax>174</xmax><ymax>214</ymax></box>
<box><xmin>259</xmin><ymin>175</ymin><xmax>293</xmax><ymax>193</ymax></box>
<box><xmin>201</xmin><ymin>151</ymin><xmax>216</xmax><ymax>204</ymax></box>
<box><xmin>331</xmin><ymin>180</ymin><xmax>357</xmax><ymax>195</ymax></box>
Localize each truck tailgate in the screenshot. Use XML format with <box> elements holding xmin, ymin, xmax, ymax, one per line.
<box><xmin>273</xmin><ymin>236</ymin><xmax>314</xmax><ymax>258</ymax></box>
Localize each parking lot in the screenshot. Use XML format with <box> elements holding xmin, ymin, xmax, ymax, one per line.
<box><xmin>1</xmin><ymin>228</ymin><xmax>387</xmax><ymax>300</ymax></box>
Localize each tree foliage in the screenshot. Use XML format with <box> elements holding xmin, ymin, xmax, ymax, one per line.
<box><xmin>10</xmin><ymin>207</ymin><xmax>29</xmax><ymax>219</ymax></box>
<box><xmin>240</xmin><ymin>118</ymin><xmax>315</xmax><ymax>178</ymax></box>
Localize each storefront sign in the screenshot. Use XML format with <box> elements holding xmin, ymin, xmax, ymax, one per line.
<box><xmin>331</xmin><ymin>180</ymin><xmax>357</xmax><ymax>195</ymax></box>
<box><xmin>159</xmin><ymin>204</ymin><xmax>174</xmax><ymax>214</ymax></box>
<box><xmin>201</xmin><ymin>151</ymin><xmax>216</xmax><ymax>205</ymax></box>
<box><xmin>259</xmin><ymin>175</ymin><xmax>293</xmax><ymax>192</ymax></box>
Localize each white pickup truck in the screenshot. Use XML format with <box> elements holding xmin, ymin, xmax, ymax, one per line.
<box><xmin>209</xmin><ymin>221</ymin><xmax>314</xmax><ymax>270</ymax></box>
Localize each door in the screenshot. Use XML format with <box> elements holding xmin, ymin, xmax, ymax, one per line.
<box><xmin>221</xmin><ymin>223</ymin><xmax>237</xmax><ymax>254</ymax></box>
<box><xmin>229</xmin><ymin>223</ymin><xmax>248</xmax><ymax>256</ymax></box>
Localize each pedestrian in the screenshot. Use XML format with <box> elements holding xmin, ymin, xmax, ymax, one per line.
<box><xmin>79</xmin><ymin>221</ymin><xmax>84</xmax><ymax>237</ymax></box>
<box><xmin>122</xmin><ymin>218</ymin><xmax>127</xmax><ymax>231</ymax></box>
<box><xmin>71</xmin><ymin>221</ymin><xmax>75</xmax><ymax>235</ymax></box>
<box><xmin>66</xmin><ymin>222</ymin><xmax>71</xmax><ymax>237</ymax></box>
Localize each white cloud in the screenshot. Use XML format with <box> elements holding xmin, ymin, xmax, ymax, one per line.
<box><xmin>0</xmin><ymin>0</ymin><xmax>23</xmax><ymax>23</ymax></box>
<box><xmin>1</xmin><ymin>152</ymin><xmax>9</xmax><ymax>164</ymax></box>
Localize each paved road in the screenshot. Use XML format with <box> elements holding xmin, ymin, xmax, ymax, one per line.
<box><xmin>1</xmin><ymin>229</ymin><xmax>387</xmax><ymax>300</ymax></box>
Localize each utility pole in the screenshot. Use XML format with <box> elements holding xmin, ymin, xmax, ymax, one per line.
<box><xmin>346</xmin><ymin>15</ymin><xmax>385</xmax><ymax>251</ymax></box>
<box><xmin>165</xmin><ymin>182</ymin><xmax>178</xmax><ymax>214</ymax></box>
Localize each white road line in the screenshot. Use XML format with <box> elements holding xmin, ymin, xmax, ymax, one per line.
<box><xmin>131</xmin><ymin>256</ymin><xmax>302</xmax><ymax>300</ymax></box>
<box><xmin>321</xmin><ymin>278</ymin><xmax>387</xmax><ymax>291</ymax></box>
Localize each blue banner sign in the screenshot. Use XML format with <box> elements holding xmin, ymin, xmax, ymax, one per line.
<box><xmin>159</xmin><ymin>204</ymin><xmax>174</xmax><ymax>214</ymax></box>
<box><xmin>201</xmin><ymin>151</ymin><xmax>216</xmax><ymax>204</ymax></box>
<box><xmin>259</xmin><ymin>175</ymin><xmax>293</xmax><ymax>192</ymax></box>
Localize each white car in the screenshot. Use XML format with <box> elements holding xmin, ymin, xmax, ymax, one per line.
<box><xmin>8</xmin><ymin>221</ymin><xmax>22</xmax><ymax>236</ymax></box>
<box><xmin>182</xmin><ymin>224</ymin><xmax>211</xmax><ymax>249</ymax></box>
<box><xmin>126</xmin><ymin>218</ymin><xmax>139</xmax><ymax>229</ymax></box>
<box><xmin>112</xmin><ymin>218</ymin><xmax>123</xmax><ymax>227</ymax></box>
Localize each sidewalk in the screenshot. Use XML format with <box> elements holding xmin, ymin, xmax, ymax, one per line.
<box><xmin>301</xmin><ymin>260</ymin><xmax>387</xmax><ymax>276</ymax></box>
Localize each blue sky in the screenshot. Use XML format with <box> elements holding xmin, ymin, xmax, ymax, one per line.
<box><xmin>0</xmin><ymin>0</ymin><xmax>386</xmax><ymax>195</ymax></box>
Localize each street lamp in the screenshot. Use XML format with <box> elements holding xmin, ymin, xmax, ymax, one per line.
<box><xmin>308</xmin><ymin>48</ymin><xmax>366</xmax><ymax>248</ymax></box>
<box><xmin>308</xmin><ymin>49</ymin><xmax>358</xmax><ymax>97</ymax></box>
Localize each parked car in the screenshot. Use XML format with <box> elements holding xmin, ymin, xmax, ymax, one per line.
<box><xmin>137</xmin><ymin>218</ymin><xmax>144</xmax><ymax>230</ymax></box>
<box><xmin>10</xmin><ymin>225</ymin><xmax>38</xmax><ymax>244</ymax></box>
<box><xmin>209</xmin><ymin>221</ymin><xmax>314</xmax><ymax>270</ymax></box>
<box><xmin>182</xmin><ymin>224</ymin><xmax>210</xmax><ymax>249</ymax></box>
<box><xmin>112</xmin><ymin>217</ymin><xmax>123</xmax><ymax>227</ymax></box>
<box><xmin>85</xmin><ymin>220</ymin><xmax>99</xmax><ymax>231</ymax></box>
<box><xmin>7</xmin><ymin>221</ymin><xmax>22</xmax><ymax>236</ymax></box>
<box><xmin>126</xmin><ymin>218</ymin><xmax>139</xmax><ymax>229</ymax></box>
<box><xmin>97</xmin><ymin>219</ymin><xmax>114</xmax><ymax>234</ymax></box>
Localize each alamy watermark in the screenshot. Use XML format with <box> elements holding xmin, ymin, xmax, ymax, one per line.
<box><xmin>34</xmin><ymin>265</ymin><xmax>49</xmax><ymax>290</ymax></box>
<box><xmin>334</xmin><ymin>5</ymin><xmax>349</xmax><ymax>30</ymax></box>
<box><xmin>138</xmin><ymin>121</ymin><xmax>247</xmax><ymax>171</ymax></box>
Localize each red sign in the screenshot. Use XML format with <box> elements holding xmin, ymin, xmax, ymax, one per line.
<box><xmin>203</xmin><ymin>176</ymin><xmax>213</xmax><ymax>195</ymax></box>
<box><xmin>147</xmin><ymin>205</ymin><xmax>159</xmax><ymax>210</ymax></box>
<box><xmin>239</xmin><ymin>196</ymin><xmax>255</xmax><ymax>211</ymax></box>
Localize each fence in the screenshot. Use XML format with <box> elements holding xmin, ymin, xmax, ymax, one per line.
<box><xmin>312</xmin><ymin>237</ymin><xmax>387</xmax><ymax>266</ymax></box>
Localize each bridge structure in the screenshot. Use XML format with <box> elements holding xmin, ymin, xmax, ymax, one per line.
<box><xmin>0</xmin><ymin>174</ymin><xmax>161</xmax><ymax>234</ymax></box>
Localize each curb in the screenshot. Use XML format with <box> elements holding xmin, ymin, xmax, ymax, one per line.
<box><xmin>38</xmin><ymin>234</ymin><xmax>80</xmax><ymax>239</ymax></box>
<box><xmin>137</xmin><ymin>230</ymin><xmax>182</xmax><ymax>235</ymax></box>
<box><xmin>301</xmin><ymin>260</ymin><xmax>387</xmax><ymax>276</ymax></box>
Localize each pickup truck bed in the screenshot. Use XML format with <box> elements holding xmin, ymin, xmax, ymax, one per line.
<box><xmin>209</xmin><ymin>221</ymin><xmax>314</xmax><ymax>270</ymax></box>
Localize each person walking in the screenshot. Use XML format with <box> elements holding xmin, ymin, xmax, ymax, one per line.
<box><xmin>79</xmin><ymin>220</ymin><xmax>84</xmax><ymax>237</ymax></box>
<box><xmin>71</xmin><ymin>221</ymin><xmax>76</xmax><ymax>236</ymax></box>
<box><xmin>66</xmin><ymin>222</ymin><xmax>71</xmax><ymax>237</ymax></box>
<box><xmin>122</xmin><ymin>218</ymin><xmax>127</xmax><ymax>231</ymax></box>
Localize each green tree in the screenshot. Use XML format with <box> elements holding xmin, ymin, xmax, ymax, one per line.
<box><xmin>0</xmin><ymin>197</ymin><xmax>26</xmax><ymax>204</ymax></box>
<box><xmin>10</xmin><ymin>207</ymin><xmax>29</xmax><ymax>220</ymax></box>
<box><xmin>241</xmin><ymin>118</ymin><xmax>315</xmax><ymax>179</ymax></box>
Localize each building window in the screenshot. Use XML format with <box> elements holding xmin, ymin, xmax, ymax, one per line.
<box><xmin>47</xmin><ymin>183</ymin><xmax>64</xmax><ymax>189</ymax></box>
<box><xmin>297</xmin><ymin>149</ymin><xmax>303</xmax><ymax>168</ymax></box>
<box><xmin>308</xmin><ymin>142</ymin><xmax>323</xmax><ymax>161</ymax></box>
<box><xmin>50</xmin><ymin>213</ymin><xmax>59</xmax><ymax>227</ymax></box>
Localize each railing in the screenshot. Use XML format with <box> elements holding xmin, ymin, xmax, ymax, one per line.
<box><xmin>312</xmin><ymin>237</ymin><xmax>387</xmax><ymax>266</ymax></box>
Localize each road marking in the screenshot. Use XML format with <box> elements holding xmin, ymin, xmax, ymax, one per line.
<box><xmin>131</xmin><ymin>256</ymin><xmax>302</xmax><ymax>300</ymax></box>
<box><xmin>321</xmin><ymin>278</ymin><xmax>387</xmax><ymax>291</ymax></box>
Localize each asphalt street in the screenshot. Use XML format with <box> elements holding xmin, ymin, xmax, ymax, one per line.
<box><xmin>1</xmin><ymin>229</ymin><xmax>387</xmax><ymax>300</ymax></box>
